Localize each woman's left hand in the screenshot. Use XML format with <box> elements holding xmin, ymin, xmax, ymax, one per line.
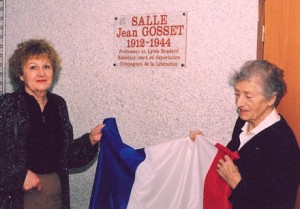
<box><xmin>217</xmin><ymin>155</ymin><xmax>241</xmax><ymax>189</ymax></box>
<box><xmin>89</xmin><ymin>124</ymin><xmax>105</xmax><ymax>146</ymax></box>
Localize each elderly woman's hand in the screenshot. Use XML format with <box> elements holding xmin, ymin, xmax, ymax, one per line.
<box><xmin>217</xmin><ymin>155</ymin><xmax>242</xmax><ymax>189</ymax></box>
<box><xmin>89</xmin><ymin>124</ymin><xmax>105</xmax><ymax>146</ymax></box>
<box><xmin>189</xmin><ymin>130</ymin><xmax>204</xmax><ymax>142</ymax></box>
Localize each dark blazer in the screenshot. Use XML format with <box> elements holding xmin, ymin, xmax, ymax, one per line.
<box><xmin>0</xmin><ymin>88</ymin><xmax>99</xmax><ymax>209</ymax></box>
<box><xmin>227</xmin><ymin>116</ymin><xmax>300</xmax><ymax>209</ymax></box>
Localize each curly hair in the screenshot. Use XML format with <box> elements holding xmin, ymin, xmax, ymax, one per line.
<box><xmin>229</xmin><ymin>60</ymin><xmax>287</xmax><ymax>107</ymax></box>
<box><xmin>8</xmin><ymin>39</ymin><xmax>62</xmax><ymax>87</ymax></box>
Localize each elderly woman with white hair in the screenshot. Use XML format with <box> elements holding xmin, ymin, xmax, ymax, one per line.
<box><xmin>191</xmin><ymin>60</ymin><xmax>300</xmax><ymax>209</ymax></box>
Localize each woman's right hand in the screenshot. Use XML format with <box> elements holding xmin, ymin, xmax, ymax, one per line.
<box><xmin>189</xmin><ymin>130</ymin><xmax>204</xmax><ymax>142</ymax></box>
<box><xmin>23</xmin><ymin>170</ymin><xmax>42</xmax><ymax>191</ymax></box>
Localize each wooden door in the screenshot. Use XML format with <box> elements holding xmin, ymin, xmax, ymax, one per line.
<box><xmin>263</xmin><ymin>0</ymin><xmax>300</xmax><ymax>145</ymax></box>
<box><xmin>262</xmin><ymin>1</ymin><xmax>300</xmax><ymax>208</ymax></box>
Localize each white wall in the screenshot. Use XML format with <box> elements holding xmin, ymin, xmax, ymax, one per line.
<box><xmin>5</xmin><ymin>0</ymin><xmax>258</xmax><ymax>208</ymax></box>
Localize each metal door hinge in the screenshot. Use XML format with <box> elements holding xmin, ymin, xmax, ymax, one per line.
<box><xmin>262</xmin><ymin>25</ymin><xmax>265</xmax><ymax>43</ymax></box>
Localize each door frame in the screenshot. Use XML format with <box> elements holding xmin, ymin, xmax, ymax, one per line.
<box><xmin>257</xmin><ymin>0</ymin><xmax>265</xmax><ymax>60</ymax></box>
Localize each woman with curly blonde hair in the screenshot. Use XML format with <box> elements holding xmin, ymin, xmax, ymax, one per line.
<box><xmin>0</xmin><ymin>39</ymin><xmax>104</xmax><ymax>209</ymax></box>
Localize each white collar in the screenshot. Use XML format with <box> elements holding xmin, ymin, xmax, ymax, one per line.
<box><xmin>241</xmin><ymin>109</ymin><xmax>280</xmax><ymax>135</ymax></box>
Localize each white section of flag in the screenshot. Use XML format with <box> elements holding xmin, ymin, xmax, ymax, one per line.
<box><xmin>127</xmin><ymin>136</ymin><xmax>218</xmax><ymax>209</ymax></box>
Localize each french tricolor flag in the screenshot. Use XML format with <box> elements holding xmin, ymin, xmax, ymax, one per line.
<box><xmin>89</xmin><ymin>118</ymin><xmax>239</xmax><ymax>209</ymax></box>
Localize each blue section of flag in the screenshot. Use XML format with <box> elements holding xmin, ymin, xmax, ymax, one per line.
<box><xmin>89</xmin><ymin>118</ymin><xmax>145</xmax><ymax>209</ymax></box>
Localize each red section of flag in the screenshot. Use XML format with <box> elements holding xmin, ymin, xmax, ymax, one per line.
<box><xmin>203</xmin><ymin>143</ymin><xmax>239</xmax><ymax>209</ymax></box>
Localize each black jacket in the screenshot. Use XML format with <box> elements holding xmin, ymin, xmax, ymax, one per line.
<box><xmin>227</xmin><ymin>116</ymin><xmax>300</xmax><ymax>209</ymax></box>
<box><xmin>0</xmin><ymin>88</ymin><xmax>99</xmax><ymax>209</ymax></box>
